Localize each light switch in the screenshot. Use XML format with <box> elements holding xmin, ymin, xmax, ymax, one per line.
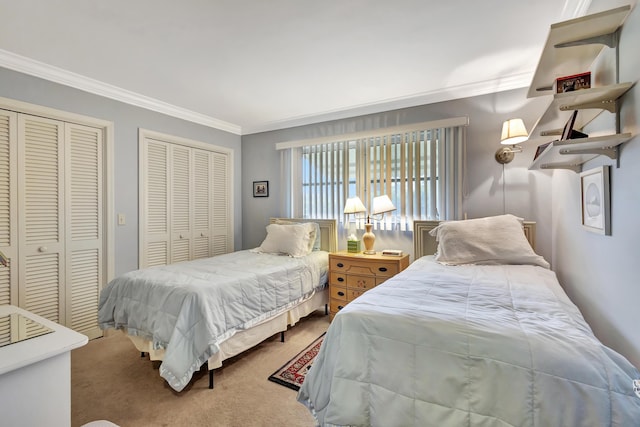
<box><xmin>118</xmin><ymin>213</ymin><xmax>126</xmax><ymax>225</ymax></box>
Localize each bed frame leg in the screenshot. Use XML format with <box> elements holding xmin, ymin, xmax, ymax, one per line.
<box><xmin>140</xmin><ymin>352</ymin><xmax>145</xmax><ymax>358</ymax></box>
<box><xmin>325</xmin><ymin>303</ymin><xmax>328</xmax><ymax>315</ymax></box>
<box><xmin>209</xmin><ymin>365</ymin><xmax>214</xmax><ymax>389</ymax></box>
<box><xmin>280</xmin><ymin>331</ymin><xmax>285</xmax><ymax>342</ymax></box>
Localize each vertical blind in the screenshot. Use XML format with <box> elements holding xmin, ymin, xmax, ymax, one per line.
<box><xmin>277</xmin><ymin>117</ymin><xmax>468</xmax><ymax>231</ymax></box>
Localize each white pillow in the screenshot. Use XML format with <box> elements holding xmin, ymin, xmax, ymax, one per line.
<box><xmin>429</xmin><ymin>214</ymin><xmax>549</xmax><ymax>268</ymax></box>
<box><xmin>258</xmin><ymin>222</ymin><xmax>317</xmax><ymax>257</ymax></box>
<box><xmin>274</xmin><ymin>220</ymin><xmax>321</xmax><ymax>251</ymax></box>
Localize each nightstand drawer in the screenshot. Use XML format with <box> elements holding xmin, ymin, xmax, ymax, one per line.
<box><xmin>330</xmin><ymin>257</ymin><xmax>399</xmax><ymax>277</ymax></box>
<box><xmin>329</xmin><ymin>272</ymin><xmax>347</xmax><ymax>286</ymax></box>
<box><xmin>330</xmin><ymin>298</ymin><xmax>347</xmax><ymax>314</ymax></box>
<box><xmin>346</xmin><ymin>274</ymin><xmax>375</xmax><ymax>290</ymax></box>
<box><xmin>330</xmin><ymin>286</ymin><xmax>347</xmax><ymax>301</ymax></box>
<box><xmin>372</xmin><ymin>262</ymin><xmax>399</xmax><ymax>277</ymax></box>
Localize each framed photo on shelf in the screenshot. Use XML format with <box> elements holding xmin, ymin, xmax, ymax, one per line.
<box><xmin>580</xmin><ymin>166</ymin><xmax>610</xmax><ymax>235</ymax></box>
<box><xmin>533</xmin><ymin>141</ymin><xmax>552</xmax><ymax>161</ymax></box>
<box><xmin>253</xmin><ymin>180</ymin><xmax>269</xmax><ymax>197</ymax></box>
<box><xmin>560</xmin><ymin>110</ymin><xmax>578</xmax><ymax>141</ymax></box>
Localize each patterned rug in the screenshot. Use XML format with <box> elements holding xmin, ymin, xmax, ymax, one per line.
<box><xmin>268</xmin><ymin>333</ymin><xmax>326</xmax><ymax>391</ymax></box>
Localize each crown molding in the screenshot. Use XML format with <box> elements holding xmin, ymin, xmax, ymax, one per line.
<box><xmin>243</xmin><ymin>71</ymin><xmax>533</xmax><ymax>135</ymax></box>
<box><xmin>0</xmin><ymin>49</ymin><xmax>242</xmax><ymax>135</ymax></box>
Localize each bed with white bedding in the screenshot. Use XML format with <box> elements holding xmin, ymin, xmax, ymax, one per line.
<box><xmin>298</xmin><ymin>215</ymin><xmax>640</xmax><ymax>426</ymax></box>
<box><xmin>99</xmin><ymin>218</ymin><xmax>336</xmax><ymax>392</ymax></box>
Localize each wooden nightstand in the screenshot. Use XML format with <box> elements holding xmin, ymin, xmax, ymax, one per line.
<box><xmin>329</xmin><ymin>251</ymin><xmax>409</xmax><ymax>319</ymax></box>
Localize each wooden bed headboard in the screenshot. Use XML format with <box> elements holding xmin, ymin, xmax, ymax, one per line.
<box><xmin>269</xmin><ymin>218</ymin><xmax>338</xmax><ymax>253</ymax></box>
<box><xmin>413</xmin><ymin>220</ymin><xmax>537</xmax><ymax>260</ymax></box>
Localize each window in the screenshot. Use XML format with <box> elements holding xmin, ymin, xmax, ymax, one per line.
<box><xmin>278</xmin><ymin>117</ymin><xmax>467</xmax><ymax>231</ymax></box>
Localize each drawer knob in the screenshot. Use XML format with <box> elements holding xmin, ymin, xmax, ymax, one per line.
<box><xmin>337</xmin><ymin>277</ymin><xmax>344</xmax><ymax>282</ymax></box>
<box><xmin>337</xmin><ymin>262</ymin><xmax>344</xmax><ymax>268</ymax></box>
<box><xmin>338</xmin><ymin>305</ymin><xmax>344</xmax><ymax>310</ymax></box>
<box><xmin>378</xmin><ymin>267</ymin><xmax>388</xmax><ymax>272</ymax></box>
<box><xmin>338</xmin><ymin>291</ymin><xmax>345</xmax><ymax>296</ymax></box>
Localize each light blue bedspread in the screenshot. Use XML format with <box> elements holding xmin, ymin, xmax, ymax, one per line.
<box><xmin>99</xmin><ymin>250</ymin><xmax>327</xmax><ymax>391</ymax></box>
<box><xmin>298</xmin><ymin>256</ymin><xmax>640</xmax><ymax>426</ymax></box>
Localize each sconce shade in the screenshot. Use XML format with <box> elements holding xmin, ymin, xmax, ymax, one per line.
<box><xmin>372</xmin><ymin>195</ymin><xmax>396</xmax><ymax>215</ymax></box>
<box><xmin>500</xmin><ymin>118</ymin><xmax>529</xmax><ymax>145</ymax></box>
<box><xmin>343</xmin><ymin>196</ymin><xmax>367</xmax><ymax>214</ymax></box>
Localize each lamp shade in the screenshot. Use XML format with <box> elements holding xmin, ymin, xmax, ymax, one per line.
<box><xmin>343</xmin><ymin>196</ymin><xmax>366</xmax><ymax>214</ymax></box>
<box><xmin>500</xmin><ymin>118</ymin><xmax>529</xmax><ymax>145</ymax></box>
<box><xmin>372</xmin><ymin>195</ymin><xmax>396</xmax><ymax>215</ymax></box>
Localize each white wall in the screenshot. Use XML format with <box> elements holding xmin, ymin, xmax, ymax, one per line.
<box><xmin>550</xmin><ymin>0</ymin><xmax>640</xmax><ymax>368</ymax></box>
<box><xmin>241</xmin><ymin>0</ymin><xmax>640</xmax><ymax>369</ymax></box>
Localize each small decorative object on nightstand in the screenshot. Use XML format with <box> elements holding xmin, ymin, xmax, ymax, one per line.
<box><xmin>328</xmin><ymin>251</ymin><xmax>409</xmax><ymax>320</ymax></box>
<box><xmin>362</xmin><ymin>195</ymin><xmax>396</xmax><ymax>254</ymax></box>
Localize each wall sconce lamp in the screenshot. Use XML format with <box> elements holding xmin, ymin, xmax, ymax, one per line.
<box><xmin>495</xmin><ymin>118</ymin><xmax>529</xmax><ymax>164</ymax></box>
<box><xmin>362</xmin><ymin>195</ymin><xmax>396</xmax><ymax>255</ymax></box>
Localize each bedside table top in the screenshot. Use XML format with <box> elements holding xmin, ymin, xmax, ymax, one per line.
<box><xmin>330</xmin><ymin>251</ymin><xmax>409</xmax><ymax>262</ymax></box>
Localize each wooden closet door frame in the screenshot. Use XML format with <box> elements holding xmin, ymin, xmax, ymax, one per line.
<box><xmin>138</xmin><ymin>128</ymin><xmax>234</xmax><ymax>268</ymax></box>
<box><xmin>0</xmin><ymin>96</ymin><xmax>116</xmax><ymax>300</ymax></box>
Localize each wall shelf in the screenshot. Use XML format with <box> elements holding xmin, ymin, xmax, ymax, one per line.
<box><xmin>527</xmin><ymin>5</ymin><xmax>631</xmax><ymax>99</ymax></box>
<box><xmin>529</xmin><ymin>82</ymin><xmax>634</xmax><ymax>139</ymax></box>
<box><xmin>526</xmin><ymin>5</ymin><xmax>633</xmax><ymax>172</ymax></box>
<box><xmin>529</xmin><ymin>133</ymin><xmax>632</xmax><ymax>172</ymax></box>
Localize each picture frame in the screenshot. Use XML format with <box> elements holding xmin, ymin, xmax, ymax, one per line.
<box><xmin>560</xmin><ymin>110</ymin><xmax>578</xmax><ymax>141</ymax></box>
<box><xmin>253</xmin><ymin>180</ymin><xmax>269</xmax><ymax>197</ymax></box>
<box><xmin>533</xmin><ymin>141</ymin><xmax>552</xmax><ymax>161</ymax></box>
<box><xmin>580</xmin><ymin>165</ymin><xmax>610</xmax><ymax>235</ymax></box>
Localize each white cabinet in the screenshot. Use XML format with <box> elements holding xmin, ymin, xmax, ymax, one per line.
<box><xmin>527</xmin><ymin>5</ymin><xmax>634</xmax><ymax>172</ymax></box>
<box><xmin>0</xmin><ymin>305</ymin><xmax>87</xmax><ymax>427</ymax></box>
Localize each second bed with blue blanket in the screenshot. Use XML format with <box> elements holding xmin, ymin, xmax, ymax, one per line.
<box><xmin>99</xmin><ymin>249</ymin><xmax>328</xmax><ymax>392</ymax></box>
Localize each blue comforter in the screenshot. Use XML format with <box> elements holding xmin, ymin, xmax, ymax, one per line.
<box><xmin>99</xmin><ymin>250</ymin><xmax>327</xmax><ymax>391</ymax></box>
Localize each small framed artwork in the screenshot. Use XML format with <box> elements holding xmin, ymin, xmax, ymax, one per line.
<box><xmin>560</xmin><ymin>110</ymin><xmax>578</xmax><ymax>141</ymax></box>
<box><xmin>533</xmin><ymin>141</ymin><xmax>552</xmax><ymax>161</ymax></box>
<box><xmin>580</xmin><ymin>166</ymin><xmax>610</xmax><ymax>235</ymax></box>
<box><xmin>253</xmin><ymin>180</ymin><xmax>269</xmax><ymax>198</ymax></box>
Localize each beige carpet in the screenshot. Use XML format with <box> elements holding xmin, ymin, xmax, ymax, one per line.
<box><xmin>71</xmin><ymin>310</ymin><xmax>330</xmax><ymax>427</ymax></box>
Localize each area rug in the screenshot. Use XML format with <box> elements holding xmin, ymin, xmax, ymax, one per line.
<box><xmin>268</xmin><ymin>332</ymin><xmax>326</xmax><ymax>391</ymax></box>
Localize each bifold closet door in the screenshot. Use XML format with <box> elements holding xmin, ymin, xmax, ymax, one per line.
<box><xmin>142</xmin><ymin>139</ymin><xmax>170</xmax><ymax>267</ymax></box>
<box><xmin>17</xmin><ymin>115</ymin><xmax>65</xmax><ymax>324</ymax></box>
<box><xmin>211</xmin><ymin>152</ymin><xmax>230</xmax><ymax>256</ymax></box>
<box><xmin>170</xmin><ymin>144</ymin><xmax>192</xmax><ymax>263</ymax></box>
<box><xmin>141</xmin><ymin>135</ymin><xmax>232</xmax><ymax>268</ymax></box>
<box><xmin>64</xmin><ymin>123</ymin><xmax>103</xmax><ymax>339</ymax></box>
<box><xmin>192</xmin><ymin>148</ymin><xmax>211</xmax><ymax>260</ymax></box>
<box><xmin>0</xmin><ymin>110</ymin><xmax>18</xmax><ymax>308</ymax></box>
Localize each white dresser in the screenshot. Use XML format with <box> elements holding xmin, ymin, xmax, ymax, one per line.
<box><xmin>0</xmin><ymin>305</ymin><xmax>88</xmax><ymax>427</ymax></box>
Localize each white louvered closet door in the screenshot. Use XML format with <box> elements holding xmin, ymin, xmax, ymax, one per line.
<box><xmin>65</xmin><ymin>123</ymin><xmax>103</xmax><ymax>339</ymax></box>
<box><xmin>192</xmin><ymin>149</ymin><xmax>211</xmax><ymax>260</ymax></box>
<box><xmin>143</xmin><ymin>139</ymin><xmax>170</xmax><ymax>267</ymax></box>
<box><xmin>0</xmin><ymin>110</ymin><xmax>17</xmax><ymax>308</ymax></box>
<box><xmin>17</xmin><ymin>115</ymin><xmax>65</xmax><ymax>324</ymax></box>
<box><xmin>170</xmin><ymin>144</ymin><xmax>192</xmax><ymax>263</ymax></box>
<box><xmin>140</xmin><ymin>132</ymin><xmax>232</xmax><ymax>268</ymax></box>
<box><xmin>211</xmin><ymin>152</ymin><xmax>230</xmax><ymax>256</ymax></box>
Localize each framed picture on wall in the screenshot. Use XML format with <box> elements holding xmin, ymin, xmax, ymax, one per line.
<box><xmin>580</xmin><ymin>166</ymin><xmax>610</xmax><ymax>235</ymax></box>
<box><xmin>253</xmin><ymin>180</ymin><xmax>269</xmax><ymax>197</ymax></box>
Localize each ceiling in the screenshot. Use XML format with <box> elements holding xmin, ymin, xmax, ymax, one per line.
<box><xmin>0</xmin><ymin>1</ymin><xmax>593</xmax><ymax>135</ymax></box>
